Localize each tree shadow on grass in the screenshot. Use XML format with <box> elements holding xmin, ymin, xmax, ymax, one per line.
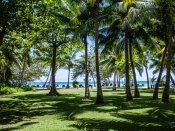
<box><xmin>0</xmin><ymin>93</ymin><xmax>82</xmax><ymax>126</ymax></box>
<box><xmin>1</xmin><ymin>89</ymin><xmax>175</xmax><ymax>130</ymax></box>
<box><xmin>69</xmin><ymin>115</ymin><xmax>175</xmax><ymax>131</ymax></box>
<box><xmin>1</xmin><ymin>122</ymin><xmax>39</xmax><ymax>131</ymax></box>
<box><xmin>60</xmin><ymin>94</ymin><xmax>175</xmax><ymax>130</ymax></box>
<box><xmin>66</xmin><ymin>95</ymin><xmax>175</xmax><ymax>130</ymax></box>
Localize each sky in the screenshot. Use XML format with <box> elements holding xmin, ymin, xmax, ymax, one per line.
<box><xmin>37</xmin><ymin>63</ymin><xmax>156</xmax><ymax>83</ymax></box>
<box><xmin>36</xmin><ymin>37</ymin><xmax>161</xmax><ymax>83</ymax></box>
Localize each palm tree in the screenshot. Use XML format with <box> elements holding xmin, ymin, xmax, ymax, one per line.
<box><xmin>145</xmin><ymin>0</ymin><xmax>175</xmax><ymax>102</ymax></box>
<box><xmin>72</xmin><ymin>54</ymin><xmax>93</xmax><ymax>97</ymax></box>
<box><xmin>69</xmin><ymin>2</ymin><xmax>93</xmax><ymax>99</ymax></box>
<box><xmin>48</xmin><ymin>35</ymin><xmax>68</xmax><ymax>96</ymax></box>
<box><xmin>161</xmin><ymin>0</ymin><xmax>174</xmax><ymax>103</ymax></box>
<box><xmin>143</xmin><ymin>51</ymin><xmax>150</xmax><ymax>89</ymax></box>
<box><xmin>100</xmin><ymin>52</ymin><xmax>118</xmax><ymax>91</ymax></box>
<box><xmin>162</xmin><ymin>23</ymin><xmax>173</xmax><ymax>103</ymax></box>
<box><xmin>129</xmin><ymin>37</ymin><xmax>139</xmax><ymax>97</ymax></box>
<box><xmin>152</xmin><ymin>45</ymin><xmax>168</xmax><ymax>99</ymax></box>
<box><xmin>124</xmin><ymin>28</ymin><xmax>133</xmax><ymax>100</ymax></box>
<box><xmin>49</xmin><ymin>34</ymin><xmax>60</xmax><ymax>96</ymax></box>
<box><xmin>83</xmin><ymin>35</ymin><xmax>90</xmax><ymax>99</ymax></box>
<box><xmin>39</xmin><ymin>0</ymin><xmax>72</xmax><ymax>96</ymax></box>
<box><xmin>94</xmin><ymin>0</ymin><xmax>104</xmax><ymax>104</ymax></box>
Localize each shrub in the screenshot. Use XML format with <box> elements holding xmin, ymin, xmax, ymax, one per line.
<box><xmin>22</xmin><ymin>86</ymin><xmax>35</xmax><ymax>91</ymax></box>
<box><xmin>0</xmin><ymin>87</ymin><xmax>18</xmax><ymax>95</ymax></box>
<box><xmin>0</xmin><ymin>86</ymin><xmax>35</xmax><ymax>95</ymax></box>
<box><xmin>72</xmin><ymin>81</ymin><xmax>79</xmax><ymax>88</ymax></box>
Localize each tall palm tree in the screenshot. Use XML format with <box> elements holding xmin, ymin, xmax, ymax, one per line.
<box><xmin>161</xmin><ymin>0</ymin><xmax>174</xmax><ymax>103</ymax></box>
<box><xmin>144</xmin><ymin>0</ymin><xmax>175</xmax><ymax>102</ymax></box>
<box><xmin>152</xmin><ymin>45</ymin><xmax>168</xmax><ymax>99</ymax></box>
<box><xmin>124</xmin><ymin>28</ymin><xmax>133</xmax><ymax>100</ymax></box>
<box><xmin>129</xmin><ymin>37</ymin><xmax>139</xmax><ymax>97</ymax></box>
<box><xmin>68</xmin><ymin>1</ymin><xmax>93</xmax><ymax>99</ymax></box>
<box><xmin>39</xmin><ymin>0</ymin><xmax>72</xmax><ymax>96</ymax></box>
<box><xmin>94</xmin><ymin>0</ymin><xmax>104</xmax><ymax>104</ymax></box>
<box><xmin>83</xmin><ymin>35</ymin><xmax>90</xmax><ymax>99</ymax></box>
<box><xmin>162</xmin><ymin>23</ymin><xmax>173</xmax><ymax>103</ymax></box>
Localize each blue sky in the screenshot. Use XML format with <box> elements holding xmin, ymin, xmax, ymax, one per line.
<box><xmin>38</xmin><ymin>64</ymin><xmax>156</xmax><ymax>83</ymax></box>
<box><xmin>37</xmin><ymin>37</ymin><xmax>158</xmax><ymax>83</ymax></box>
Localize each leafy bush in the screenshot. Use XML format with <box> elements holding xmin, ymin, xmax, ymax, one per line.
<box><xmin>22</xmin><ymin>86</ymin><xmax>35</xmax><ymax>91</ymax></box>
<box><xmin>0</xmin><ymin>87</ymin><xmax>18</xmax><ymax>95</ymax></box>
<box><xmin>0</xmin><ymin>86</ymin><xmax>35</xmax><ymax>95</ymax></box>
<box><xmin>72</xmin><ymin>81</ymin><xmax>79</xmax><ymax>88</ymax></box>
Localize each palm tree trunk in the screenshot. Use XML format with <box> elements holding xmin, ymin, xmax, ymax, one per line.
<box><xmin>18</xmin><ymin>50</ymin><xmax>27</xmax><ymax>87</ymax></box>
<box><xmin>108</xmin><ymin>78</ymin><xmax>110</xmax><ymax>85</ymax></box>
<box><xmin>153</xmin><ymin>43</ymin><xmax>168</xmax><ymax>99</ymax></box>
<box><xmin>116</xmin><ymin>72</ymin><xmax>119</xmax><ymax>88</ymax></box>
<box><xmin>125</xmin><ymin>29</ymin><xmax>132</xmax><ymax>100</ymax></box>
<box><xmin>162</xmin><ymin>23</ymin><xmax>172</xmax><ymax>103</ymax></box>
<box><xmin>48</xmin><ymin>41</ymin><xmax>60</xmax><ymax>96</ymax></box>
<box><xmin>90</xmin><ymin>70</ymin><xmax>96</xmax><ymax>87</ymax></box>
<box><xmin>170</xmin><ymin>74</ymin><xmax>175</xmax><ymax>85</ymax></box>
<box><xmin>129</xmin><ymin>39</ymin><xmax>139</xmax><ymax>97</ymax></box>
<box><xmin>49</xmin><ymin>75</ymin><xmax>52</xmax><ymax>88</ymax></box>
<box><xmin>84</xmin><ymin>35</ymin><xmax>90</xmax><ymax>99</ymax></box>
<box><xmin>113</xmin><ymin>71</ymin><xmax>117</xmax><ymax>91</ymax></box>
<box><xmin>95</xmin><ymin>1</ymin><xmax>104</xmax><ymax>104</ymax></box>
<box><xmin>43</xmin><ymin>66</ymin><xmax>51</xmax><ymax>88</ymax></box>
<box><xmin>145</xmin><ymin>65</ymin><xmax>150</xmax><ymax>89</ymax></box>
<box><xmin>67</xmin><ymin>64</ymin><xmax>71</xmax><ymax>88</ymax></box>
<box><xmin>118</xmin><ymin>73</ymin><xmax>121</xmax><ymax>88</ymax></box>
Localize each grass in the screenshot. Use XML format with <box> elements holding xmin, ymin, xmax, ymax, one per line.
<box><xmin>1</xmin><ymin>88</ymin><xmax>175</xmax><ymax>131</ymax></box>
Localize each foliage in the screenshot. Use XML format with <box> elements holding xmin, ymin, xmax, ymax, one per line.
<box><xmin>72</xmin><ymin>80</ymin><xmax>79</xmax><ymax>88</ymax></box>
<box><xmin>0</xmin><ymin>0</ymin><xmax>175</xmax><ymax>102</ymax></box>
<box><xmin>0</xmin><ymin>86</ymin><xmax>35</xmax><ymax>95</ymax></box>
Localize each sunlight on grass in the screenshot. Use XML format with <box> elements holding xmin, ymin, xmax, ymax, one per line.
<box><xmin>75</xmin><ymin>111</ymin><xmax>129</xmax><ymax>122</ymax></box>
<box><xmin>118</xmin><ymin>107</ymin><xmax>153</xmax><ymax>115</ymax></box>
<box><xmin>1</xmin><ymin>88</ymin><xmax>175</xmax><ymax>130</ymax></box>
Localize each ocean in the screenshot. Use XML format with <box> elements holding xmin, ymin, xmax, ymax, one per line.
<box><xmin>28</xmin><ymin>81</ymin><xmax>157</xmax><ymax>88</ymax></box>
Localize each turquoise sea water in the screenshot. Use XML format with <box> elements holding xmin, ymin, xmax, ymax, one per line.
<box><xmin>28</xmin><ymin>81</ymin><xmax>157</xmax><ymax>87</ymax></box>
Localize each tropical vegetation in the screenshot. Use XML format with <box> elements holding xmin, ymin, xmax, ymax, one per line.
<box><xmin>0</xmin><ymin>0</ymin><xmax>174</xmax><ymax>101</ymax></box>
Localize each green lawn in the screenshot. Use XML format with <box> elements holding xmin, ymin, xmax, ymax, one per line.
<box><xmin>1</xmin><ymin>88</ymin><xmax>175</xmax><ymax>131</ymax></box>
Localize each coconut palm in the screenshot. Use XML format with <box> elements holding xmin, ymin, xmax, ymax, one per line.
<box><xmin>144</xmin><ymin>0</ymin><xmax>175</xmax><ymax>102</ymax></box>
<box><xmin>151</xmin><ymin>43</ymin><xmax>175</xmax><ymax>99</ymax></box>
<box><xmin>66</xmin><ymin>1</ymin><xmax>94</xmax><ymax>99</ymax></box>
<box><xmin>161</xmin><ymin>0</ymin><xmax>174</xmax><ymax>103</ymax></box>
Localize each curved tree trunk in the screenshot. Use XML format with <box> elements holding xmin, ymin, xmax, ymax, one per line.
<box><xmin>153</xmin><ymin>43</ymin><xmax>168</xmax><ymax>99</ymax></box>
<box><xmin>162</xmin><ymin>23</ymin><xmax>172</xmax><ymax>103</ymax></box>
<box><xmin>43</xmin><ymin>66</ymin><xmax>51</xmax><ymax>88</ymax></box>
<box><xmin>48</xmin><ymin>75</ymin><xmax>52</xmax><ymax>88</ymax></box>
<box><xmin>90</xmin><ymin>70</ymin><xmax>96</xmax><ymax>87</ymax></box>
<box><xmin>170</xmin><ymin>74</ymin><xmax>175</xmax><ymax>85</ymax></box>
<box><xmin>84</xmin><ymin>35</ymin><xmax>90</xmax><ymax>99</ymax></box>
<box><xmin>20</xmin><ymin>52</ymin><xmax>27</xmax><ymax>87</ymax></box>
<box><xmin>129</xmin><ymin>39</ymin><xmax>139</xmax><ymax>97</ymax></box>
<box><xmin>125</xmin><ymin>29</ymin><xmax>132</xmax><ymax>100</ymax></box>
<box><xmin>145</xmin><ymin>65</ymin><xmax>150</xmax><ymax>89</ymax></box>
<box><xmin>18</xmin><ymin>50</ymin><xmax>28</xmax><ymax>87</ymax></box>
<box><xmin>113</xmin><ymin>71</ymin><xmax>117</xmax><ymax>91</ymax></box>
<box><xmin>95</xmin><ymin>1</ymin><xmax>104</xmax><ymax>104</ymax></box>
<box><xmin>48</xmin><ymin>41</ymin><xmax>60</xmax><ymax>96</ymax></box>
